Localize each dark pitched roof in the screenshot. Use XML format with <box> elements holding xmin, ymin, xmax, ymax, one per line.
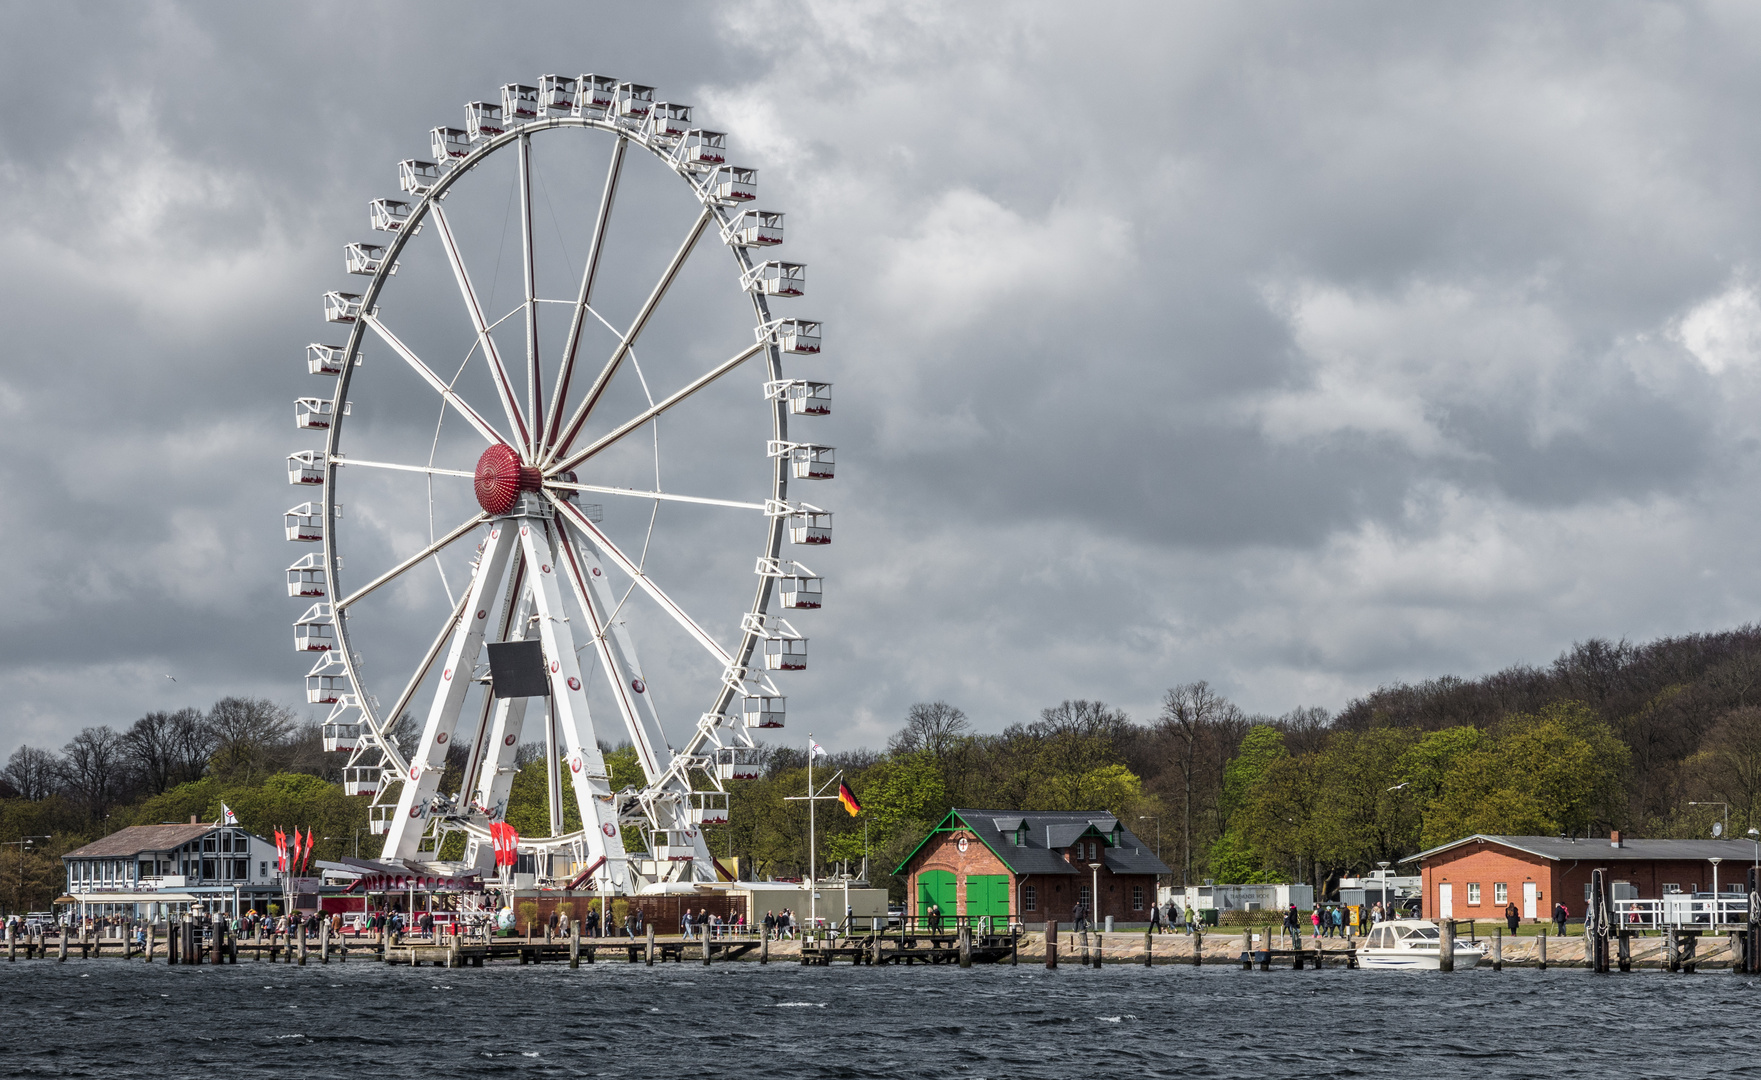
<box><xmin>895</xmin><ymin>808</ymin><xmax>1172</xmax><ymax>877</ymax></box>
<box><xmin>1405</xmin><ymin>834</ymin><xmax>1760</xmax><ymax>864</ymax></box>
<box><xmin>63</xmin><ymin>824</ymin><xmax>219</xmax><ymax>858</ymax></box>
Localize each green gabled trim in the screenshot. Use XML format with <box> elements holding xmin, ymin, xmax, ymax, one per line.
<box><xmin>891</xmin><ymin>809</ymin><xmax>1024</xmax><ymax>876</ymax></box>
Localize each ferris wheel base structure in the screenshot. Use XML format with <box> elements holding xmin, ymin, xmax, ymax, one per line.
<box><xmin>286</xmin><ymin>75</ymin><xmax>832</xmax><ymax>898</ymax></box>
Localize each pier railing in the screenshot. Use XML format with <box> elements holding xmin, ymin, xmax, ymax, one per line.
<box><xmin>1613</xmin><ymin>895</ymin><xmax>1752</xmax><ymax>928</ymax></box>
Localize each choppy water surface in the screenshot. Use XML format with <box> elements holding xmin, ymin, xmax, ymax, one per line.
<box><xmin>4</xmin><ymin>959</ymin><xmax>1760</xmax><ymax>1078</ymax></box>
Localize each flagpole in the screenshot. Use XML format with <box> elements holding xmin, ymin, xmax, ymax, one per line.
<box><xmin>808</xmin><ymin>732</ymin><xmax>816</xmax><ymax>931</ymax></box>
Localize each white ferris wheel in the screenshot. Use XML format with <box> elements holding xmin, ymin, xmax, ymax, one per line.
<box><xmin>284</xmin><ymin>76</ymin><xmax>831</xmax><ymax>894</ymax></box>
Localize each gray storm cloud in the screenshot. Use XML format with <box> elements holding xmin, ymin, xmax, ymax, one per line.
<box><xmin>2</xmin><ymin>1</ymin><xmax>1760</xmax><ymax>755</ymax></box>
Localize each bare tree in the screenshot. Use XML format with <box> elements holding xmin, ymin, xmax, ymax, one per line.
<box><xmin>3</xmin><ymin>745</ymin><xmax>61</xmax><ymax>801</ymax></box>
<box><xmin>889</xmin><ymin>702</ymin><xmax>971</xmax><ymax>758</ymax></box>
<box><xmin>206</xmin><ymin>697</ymin><xmax>298</xmax><ymax>783</ymax></box>
<box><xmin>59</xmin><ymin>726</ymin><xmax>129</xmax><ymax>821</ymax></box>
<box><xmin>124</xmin><ymin>708</ymin><xmax>214</xmax><ymax>795</ymax></box>
<box><xmin>1156</xmin><ymin>681</ymin><xmax>1243</xmax><ymax>885</ymax></box>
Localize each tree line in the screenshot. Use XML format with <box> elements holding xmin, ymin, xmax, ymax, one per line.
<box><xmin>7</xmin><ymin>625</ymin><xmax>1761</xmax><ymax>912</ymax></box>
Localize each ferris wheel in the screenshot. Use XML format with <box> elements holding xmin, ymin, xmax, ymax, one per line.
<box><xmin>283</xmin><ymin>76</ymin><xmax>831</xmax><ymax>894</ymax></box>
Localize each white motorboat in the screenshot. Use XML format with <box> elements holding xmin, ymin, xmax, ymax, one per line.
<box><xmin>1355</xmin><ymin>919</ymin><xmax>1484</xmax><ymax>970</ymax></box>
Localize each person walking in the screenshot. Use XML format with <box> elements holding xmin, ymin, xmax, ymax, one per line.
<box><xmin>682</xmin><ymin>907</ymin><xmax>696</xmax><ymax>940</ymax></box>
<box><xmin>1283</xmin><ymin>904</ymin><xmax>1302</xmax><ymax>949</ymax></box>
<box><xmin>1505</xmin><ymin>900</ymin><xmax>1520</xmax><ymax>933</ymax></box>
<box><xmin>1149</xmin><ymin>899</ymin><xmax>1164</xmax><ymax>933</ymax></box>
<box><xmin>1310</xmin><ymin>907</ymin><xmax>1322</xmax><ymax>938</ymax></box>
<box><xmin>1553</xmin><ymin>902</ymin><xmax>1568</xmax><ymax>937</ymax></box>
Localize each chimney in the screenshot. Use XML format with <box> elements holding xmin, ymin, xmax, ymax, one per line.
<box><xmin>190</xmin><ymin>814</ymin><xmax>198</xmax><ymax>824</ymax></box>
<box><xmin>1610</xmin><ymin>830</ymin><xmax>1623</xmax><ymax>848</ymax></box>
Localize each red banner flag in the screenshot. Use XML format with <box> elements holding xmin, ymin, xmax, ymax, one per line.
<box><xmin>275</xmin><ymin>829</ymin><xmax>287</xmax><ymax>873</ymax></box>
<box><xmin>291</xmin><ymin>829</ymin><xmax>303</xmax><ymax>873</ymax></box>
<box><xmin>304</xmin><ymin>828</ymin><xmax>316</xmax><ymax>873</ymax></box>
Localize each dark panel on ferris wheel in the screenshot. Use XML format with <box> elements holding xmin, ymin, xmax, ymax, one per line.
<box><xmin>487</xmin><ymin>640</ymin><xmax>550</xmax><ymax>699</ymax></box>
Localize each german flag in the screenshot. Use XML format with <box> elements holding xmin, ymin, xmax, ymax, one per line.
<box><xmin>838</xmin><ymin>782</ymin><xmax>862</xmax><ymax>817</ymax></box>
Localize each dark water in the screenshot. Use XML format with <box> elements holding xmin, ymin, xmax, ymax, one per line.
<box><xmin>4</xmin><ymin>959</ymin><xmax>1760</xmax><ymax>1078</ymax></box>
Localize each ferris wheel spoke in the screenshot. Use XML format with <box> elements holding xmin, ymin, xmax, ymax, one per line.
<box><xmin>550</xmin><ymin>492</ymin><xmax>733</xmax><ymax>667</ymax></box>
<box><xmin>362</xmin><ymin>314</ymin><xmax>508</xmax><ymax>446</ymax></box>
<box><xmin>429</xmin><ymin>202</ymin><xmax>533</xmax><ymax>453</ymax></box>
<box><xmin>378</xmin><ymin>585</ymin><xmax>474</xmax><ymax>765</ymax></box>
<box><xmin>546</xmin><ymin>338</ymin><xmax>767</xmax><ymax>477</ymax></box>
<box><xmin>334</xmin><ymin>512</ymin><xmax>489</xmax><ymax>611</ymax></box>
<box><xmin>518</xmin><ymin>132</ymin><xmax>543</xmax><ymax>451</ymax></box>
<box><xmin>545</xmin><ymin>480</ymin><xmax>764</xmax><ymax>511</ymax></box>
<box><xmin>545</xmin><ymin>207</ymin><xmax>714</xmax><ymax>466</ymax></box>
<box><xmin>545</xmin><ymin>136</ymin><xmax>628</xmax><ymax>453</ymax></box>
<box><xmin>331</xmin><ymin>455</ymin><xmax>475</xmax><ymax>480</ymax></box>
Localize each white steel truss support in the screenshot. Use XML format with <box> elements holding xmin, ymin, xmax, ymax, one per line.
<box><xmin>381</xmin><ymin>521</ymin><xmax>518</xmax><ymax>860</ymax></box>
<box><xmin>517</xmin><ymin>517</ymin><xmax>630</xmax><ymax>893</ymax></box>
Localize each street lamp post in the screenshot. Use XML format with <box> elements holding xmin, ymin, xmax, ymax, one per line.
<box><xmin>1087</xmin><ymin>863</ymin><xmax>1103</xmax><ymax>931</ymax></box>
<box><xmin>1690</xmin><ymin>801</ymin><xmax>1730</xmax><ymax>839</ymax></box>
<box><xmin>1712</xmin><ymin>857</ymin><xmax>1723</xmax><ymax>926</ymax></box>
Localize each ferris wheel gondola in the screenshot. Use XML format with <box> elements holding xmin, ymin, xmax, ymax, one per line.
<box><xmin>282</xmin><ymin>74</ymin><xmax>832</xmax><ymax>895</ymax></box>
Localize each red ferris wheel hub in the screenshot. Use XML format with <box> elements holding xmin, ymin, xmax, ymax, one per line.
<box><xmin>474</xmin><ymin>444</ymin><xmax>542</xmax><ymax>515</ymax></box>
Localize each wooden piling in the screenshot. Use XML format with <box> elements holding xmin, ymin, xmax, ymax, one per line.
<box><xmin>212</xmin><ymin>922</ymin><xmax>223</xmax><ymax>965</ymax></box>
<box><xmin>760</xmin><ymin>930</ymin><xmax>769</xmax><ymax>964</ymax></box>
<box><xmin>1192</xmin><ymin>928</ymin><xmax>1202</xmax><ymax>966</ymax></box>
<box><xmin>703</xmin><ymin>937</ymin><xmax>712</xmax><ymax>967</ymax></box>
<box><xmin>1666</xmin><ymin>926</ymin><xmax>1680</xmax><ymax>973</ymax></box>
<box><xmin>1045</xmin><ymin>919</ymin><xmax>1058</xmax><ymax>969</ymax></box>
<box><xmin>320</xmin><ymin>919</ymin><xmax>329</xmax><ymax>964</ymax></box>
<box><xmin>645</xmin><ymin>924</ymin><xmax>655</xmax><ymax>967</ymax></box>
<box><xmin>1537</xmin><ymin>929</ymin><xmax>1546</xmax><ymax>972</ymax></box>
<box><xmin>298</xmin><ymin>922</ymin><xmax>307</xmax><ymax>966</ymax></box>
<box><xmin>1259</xmin><ymin>927</ymin><xmax>1272</xmax><ymax>971</ymax></box>
<box><xmin>1092</xmin><ymin>930</ymin><xmax>1102</xmax><ymax>968</ymax></box>
<box><xmin>1618</xmin><ymin>930</ymin><xmax>1631</xmax><ymax>972</ymax></box>
<box><xmin>570</xmin><ymin>921</ymin><xmax>580</xmax><ymax>969</ymax></box>
<box><xmin>62</xmin><ymin>925</ymin><xmax>72</xmax><ymax>963</ymax></box>
<box><xmin>1492</xmin><ymin>926</ymin><xmax>1501</xmax><ymax>970</ymax></box>
<box><xmin>1439</xmin><ymin>920</ymin><xmax>1455</xmax><ymax>972</ymax></box>
<box><xmin>1144</xmin><ymin>926</ymin><xmax>1153</xmax><ymax>967</ymax></box>
<box><xmin>6</xmin><ymin>925</ymin><xmax>13</xmax><ymax>963</ymax></box>
<box><xmin>958</xmin><ymin>925</ymin><xmax>972</xmax><ymax>969</ymax></box>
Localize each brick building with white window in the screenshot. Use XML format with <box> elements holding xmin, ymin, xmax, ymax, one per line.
<box><xmin>1404</xmin><ymin>833</ymin><xmax>1759</xmax><ymax>921</ymax></box>
<box><xmin>58</xmin><ymin>817</ymin><xmax>283</xmax><ymax>919</ymax></box>
<box><xmin>896</xmin><ymin>809</ymin><xmax>1169</xmax><ymax>928</ymax></box>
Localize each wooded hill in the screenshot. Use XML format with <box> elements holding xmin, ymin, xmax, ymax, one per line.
<box><xmin>5</xmin><ymin>625</ymin><xmax>1761</xmax><ymax>911</ymax></box>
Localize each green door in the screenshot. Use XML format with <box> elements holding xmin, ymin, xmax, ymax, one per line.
<box><xmin>968</xmin><ymin>873</ymin><xmax>1010</xmax><ymax>933</ymax></box>
<box><xmin>917</xmin><ymin>870</ymin><xmax>957</xmax><ymax>927</ymax></box>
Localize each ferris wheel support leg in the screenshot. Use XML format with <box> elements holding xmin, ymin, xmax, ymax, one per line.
<box><xmin>456</xmin><ymin>567</ymin><xmax>530</xmax><ymax>812</ymax></box>
<box><xmin>518</xmin><ymin>519</ymin><xmax>629</xmax><ymax>894</ymax></box>
<box><xmin>463</xmin><ymin>692</ymin><xmax>530</xmax><ymax>873</ymax></box>
<box><xmin>556</xmin><ymin>525</ymin><xmax>673</xmax><ymax>785</ymax></box>
<box><xmin>558</xmin><ymin>526</ymin><xmax>710</xmax><ymax>881</ymax></box>
<box><xmin>381</xmin><ymin>521</ymin><xmax>518</xmax><ymax>861</ymax></box>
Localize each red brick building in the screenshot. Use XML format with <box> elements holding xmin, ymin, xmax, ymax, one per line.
<box><xmin>1405</xmin><ymin>833</ymin><xmax>1757</xmax><ymax>921</ymax></box>
<box><xmin>895</xmin><ymin>809</ymin><xmax>1169</xmax><ymax>928</ymax></box>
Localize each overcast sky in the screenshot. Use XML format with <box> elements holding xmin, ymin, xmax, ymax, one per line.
<box><xmin>5</xmin><ymin>1</ymin><xmax>1761</xmax><ymax>757</ymax></box>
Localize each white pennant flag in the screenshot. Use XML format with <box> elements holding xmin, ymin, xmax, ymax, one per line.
<box><xmin>810</xmin><ymin>741</ymin><xmax>826</xmax><ymax>759</ymax></box>
<box><xmin>221</xmin><ymin>803</ymin><xmax>238</xmax><ymax>826</ymax></box>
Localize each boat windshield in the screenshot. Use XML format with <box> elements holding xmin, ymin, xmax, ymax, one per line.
<box><xmin>1401</xmin><ymin>926</ymin><xmax>1441</xmax><ymax>940</ymax></box>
